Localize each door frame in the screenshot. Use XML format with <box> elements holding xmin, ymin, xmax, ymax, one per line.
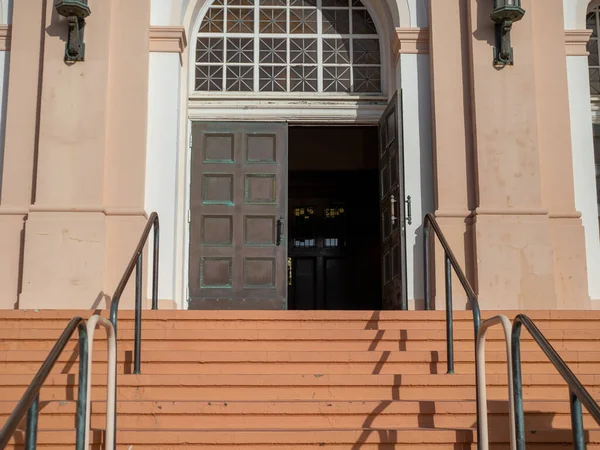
<box><xmin>182</xmin><ymin>112</ymin><xmax>391</xmax><ymax>309</ymax></box>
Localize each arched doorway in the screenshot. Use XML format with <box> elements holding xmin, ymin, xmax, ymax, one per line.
<box><xmin>183</xmin><ymin>0</ymin><xmax>406</xmax><ymax>310</ymax></box>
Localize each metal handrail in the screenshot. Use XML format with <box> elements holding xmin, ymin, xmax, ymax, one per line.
<box><xmin>422</xmin><ymin>212</ymin><xmax>482</xmax><ymax>450</ymax></box>
<box><xmin>108</xmin><ymin>212</ymin><xmax>159</xmax><ymax>450</ymax></box>
<box><xmin>0</xmin><ymin>317</ymin><xmax>89</xmax><ymax>450</ymax></box>
<box><xmin>109</xmin><ymin>211</ymin><xmax>159</xmax><ymax>373</ymax></box>
<box><xmin>423</xmin><ymin>213</ymin><xmax>482</xmax><ymax>369</ymax></box>
<box><xmin>85</xmin><ymin>316</ymin><xmax>116</xmax><ymax>450</ymax></box>
<box><xmin>476</xmin><ymin>315</ymin><xmax>516</xmax><ymax>450</ymax></box>
<box><xmin>512</xmin><ymin>314</ymin><xmax>600</xmax><ymax>450</ymax></box>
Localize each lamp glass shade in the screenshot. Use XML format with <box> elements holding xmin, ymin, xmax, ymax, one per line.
<box><xmin>55</xmin><ymin>0</ymin><xmax>91</xmax><ymax>19</ymax></box>
<box><xmin>491</xmin><ymin>0</ymin><xmax>525</xmax><ymax>23</ymax></box>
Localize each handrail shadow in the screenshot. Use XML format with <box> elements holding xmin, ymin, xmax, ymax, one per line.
<box><xmin>0</xmin><ymin>317</ymin><xmax>88</xmax><ymax>450</ymax></box>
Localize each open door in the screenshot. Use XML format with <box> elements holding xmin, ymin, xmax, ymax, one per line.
<box><xmin>188</xmin><ymin>122</ymin><xmax>288</xmax><ymax>309</ymax></box>
<box><xmin>378</xmin><ymin>91</ymin><xmax>408</xmax><ymax>310</ymax></box>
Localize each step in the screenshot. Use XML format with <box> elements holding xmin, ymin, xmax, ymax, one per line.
<box><xmin>1</xmin><ymin>400</ymin><xmax>597</xmax><ymax>430</ymax></box>
<box><xmin>1</xmin><ymin>373</ymin><xmax>599</xmax><ymax>402</ymax></box>
<box><xmin>2</xmin><ymin>310</ymin><xmax>599</xmax><ymax>330</ymax></box>
<box><xmin>1</xmin><ymin>350</ymin><xmax>599</xmax><ymax>375</ymax></box>
<box><xmin>3</xmin><ymin>428</ymin><xmax>600</xmax><ymax>449</ymax></box>
<box><xmin>2</xmin><ymin>328</ymin><xmax>599</xmax><ymax>352</ymax></box>
<box><xmin>0</xmin><ymin>339</ymin><xmax>592</xmax><ymax>353</ymax></box>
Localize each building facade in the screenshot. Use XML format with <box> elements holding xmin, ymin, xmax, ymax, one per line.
<box><xmin>0</xmin><ymin>0</ymin><xmax>598</xmax><ymax>311</ymax></box>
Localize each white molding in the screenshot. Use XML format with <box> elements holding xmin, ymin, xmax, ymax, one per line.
<box><xmin>188</xmin><ymin>95</ymin><xmax>387</xmax><ymax>123</ymax></box>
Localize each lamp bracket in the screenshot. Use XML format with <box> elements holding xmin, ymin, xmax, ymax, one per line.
<box><xmin>55</xmin><ymin>1</ymin><xmax>91</xmax><ymax>63</ymax></box>
<box><xmin>491</xmin><ymin>5</ymin><xmax>525</xmax><ymax>66</ymax></box>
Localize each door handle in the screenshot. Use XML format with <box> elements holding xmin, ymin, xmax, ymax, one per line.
<box><xmin>390</xmin><ymin>195</ymin><xmax>397</xmax><ymax>227</ymax></box>
<box><xmin>405</xmin><ymin>195</ymin><xmax>412</xmax><ymax>225</ymax></box>
<box><xmin>276</xmin><ymin>217</ymin><xmax>284</xmax><ymax>246</ymax></box>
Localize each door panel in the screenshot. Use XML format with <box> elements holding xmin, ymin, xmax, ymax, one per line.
<box><xmin>189</xmin><ymin>122</ymin><xmax>288</xmax><ymax>310</ymax></box>
<box><xmin>378</xmin><ymin>91</ymin><xmax>408</xmax><ymax>310</ymax></box>
<box><xmin>324</xmin><ymin>257</ymin><xmax>351</xmax><ymax>310</ymax></box>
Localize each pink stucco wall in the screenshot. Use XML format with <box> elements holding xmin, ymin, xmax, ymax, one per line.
<box><xmin>0</xmin><ymin>0</ymin><xmax>592</xmax><ymax>310</ymax></box>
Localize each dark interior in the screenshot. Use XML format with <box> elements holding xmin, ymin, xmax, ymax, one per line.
<box><xmin>287</xmin><ymin>126</ymin><xmax>382</xmax><ymax>310</ymax></box>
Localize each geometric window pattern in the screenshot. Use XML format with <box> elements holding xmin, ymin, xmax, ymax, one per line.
<box><xmin>195</xmin><ymin>0</ymin><xmax>381</xmax><ymax>93</ymax></box>
<box><xmin>588</xmin><ymin>6</ymin><xmax>600</xmax><ymax>218</ymax></box>
<box><xmin>588</xmin><ymin>5</ymin><xmax>600</xmax><ymax>95</ymax></box>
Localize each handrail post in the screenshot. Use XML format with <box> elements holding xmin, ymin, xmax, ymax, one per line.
<box><xmin>134</xmin><ymin>252</ymin><xmax>143</xmax><ymax>375</ymax></box>
<box><xmin>472</xmin><ymin>303</ymin><xmax>483</xmax><ymax>450</ymax></box>
<box><xmin>85</xmin><ymin>315</ymin><xmax>117</xmax><ymax>450</ymax></box>
<box><xmin>24</xmin><ymin>395</ymin><xmax>39</xmax><ymax>450</ymax></box>
<box><xmin>570</xmin><ymin>390</ymin><xmax>586</xmax><ymax>450</ymax></box>
<box><xmin>511</xmin><ymin>318</ymin><xmax>526</xmax><ymax>450</ymax></box>
<box><xmin>444</xmin><ymin>254</ymin><xmax>454</xmax><ymax>374</ymax></box>
<box><xmin>476</xmin><ymin>315</ymin><xmax>516</xmax><ymax>450</ymax></box>
<box><xmin>75</xmin><ymin>324</ymin><xmax>88</xmax><ymax>450</ymax></box>
<box><xmin>108</xmin><ymin>302</ymin><xmax>119</xmax><ymax>450</ymax></box>
<box><xmin>152</xmin><ymin>216</ymin><xmax>160</xmax><ymax>310</ymax></box>
<box><xmin>423</xmin><ymin>222</ymin><xmax>430</xmax><ymax>311</ymax></box>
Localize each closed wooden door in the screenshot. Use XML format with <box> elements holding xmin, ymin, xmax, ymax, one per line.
<box><xmin>379</xmin><ymin>91</ymin><xmax>408</xmax><ymax>310</ymax></box>
<box><xmin>288</xmin><ymin>198</ymin><xmax>350</xmax><ymax>310</ymax></box>
<box><xmin>189</xmin><ymin>122</ymin><xmax>288</xmax><ymax>310</ymax></box>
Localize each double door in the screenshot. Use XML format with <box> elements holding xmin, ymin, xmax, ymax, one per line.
<box><xmin>188</xmin><ymin>92</ymin><xmax>407</xmax><ymax>310</ymax></box>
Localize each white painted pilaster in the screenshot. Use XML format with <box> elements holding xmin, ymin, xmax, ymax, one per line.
<box><xmin>566</xmin><ymin>55</ymin><xmax>600</xmax><ymax>302</ymax></box>
<box><xmin>400</xmin><ymin>53</ymin><xmax>434</xmax><ymax>304</ymax></box>
<box><xmin>145</xmin><ymin>52</ymin><xmax>183</xmax><ymax>306</ymax></box>
<box><xmin>0</xmin><ymin>0</ymin><xmax>11</xmax><ymax>24</ymax></box>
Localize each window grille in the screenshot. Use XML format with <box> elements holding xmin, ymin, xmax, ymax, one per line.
<box><xmin>195</xmin><ymin>0</ymin><xmax>382</xmax><ymax>94</ymax></box>
<box><xmin>587</xmin><ymin>6</ymin><xmax>600</xmax><ymax>94</ymax></box>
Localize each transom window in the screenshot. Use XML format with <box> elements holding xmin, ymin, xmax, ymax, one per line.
<box><xmin>195</xmin><ymin>0</ymin><xmax>382</xmax><ymax>93</ymax></box>
<box><xmin>588</xmin><ymin>5</ymin><xmax>600</xmax><ymax>217</ymax></box>
<box><xmin>587</xmin><ymin>5</ymin><xmax>600</xmax><ymax>94</ymax></box>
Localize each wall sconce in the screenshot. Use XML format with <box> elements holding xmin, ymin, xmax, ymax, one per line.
<box><xmin>490</xmin><ymin>0</ymin><xmax>525</xmax><ymax>65</ymax></box>
<box><xmin>55</xmin><ymin>0</ymin><xmax>91</xmax><ymax>62</ymax></box>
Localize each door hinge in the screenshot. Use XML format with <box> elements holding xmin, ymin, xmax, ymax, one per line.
<box><xmin>187</xmin><ymin>209</ymin><xmax>191</xmax><ymax>223</ymax></box>
<box><xmin>189</xmin><ymin>133</ymin><xmax>193</xmax><ymax>148</ymax></box>
<box><xmin>185</xmin><ymin>286</ymin><xmax>190</xmax><ymax>301</ymax></box>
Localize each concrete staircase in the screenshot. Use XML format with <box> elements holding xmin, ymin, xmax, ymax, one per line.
<box><xmin>0</xmin><ymin>310</ymin><xmax>599</xmax><ymax>449</ymax></box>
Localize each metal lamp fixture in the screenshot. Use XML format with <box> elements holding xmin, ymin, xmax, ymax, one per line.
<box><xmin>55</xmin><ymin>0</ymin><xmax>91</xmax><ymax>62</ymax></box>
<box><xmin>490</xmin><ymin>0</ymin><xmax>525</xmax><ymax>65</ymax></box>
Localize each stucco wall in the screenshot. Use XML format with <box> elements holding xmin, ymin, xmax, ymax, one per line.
<box><xmin>0</xmin><ymin>0</ymin><xmax>151</xmax><ymax>309</ymax></box>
